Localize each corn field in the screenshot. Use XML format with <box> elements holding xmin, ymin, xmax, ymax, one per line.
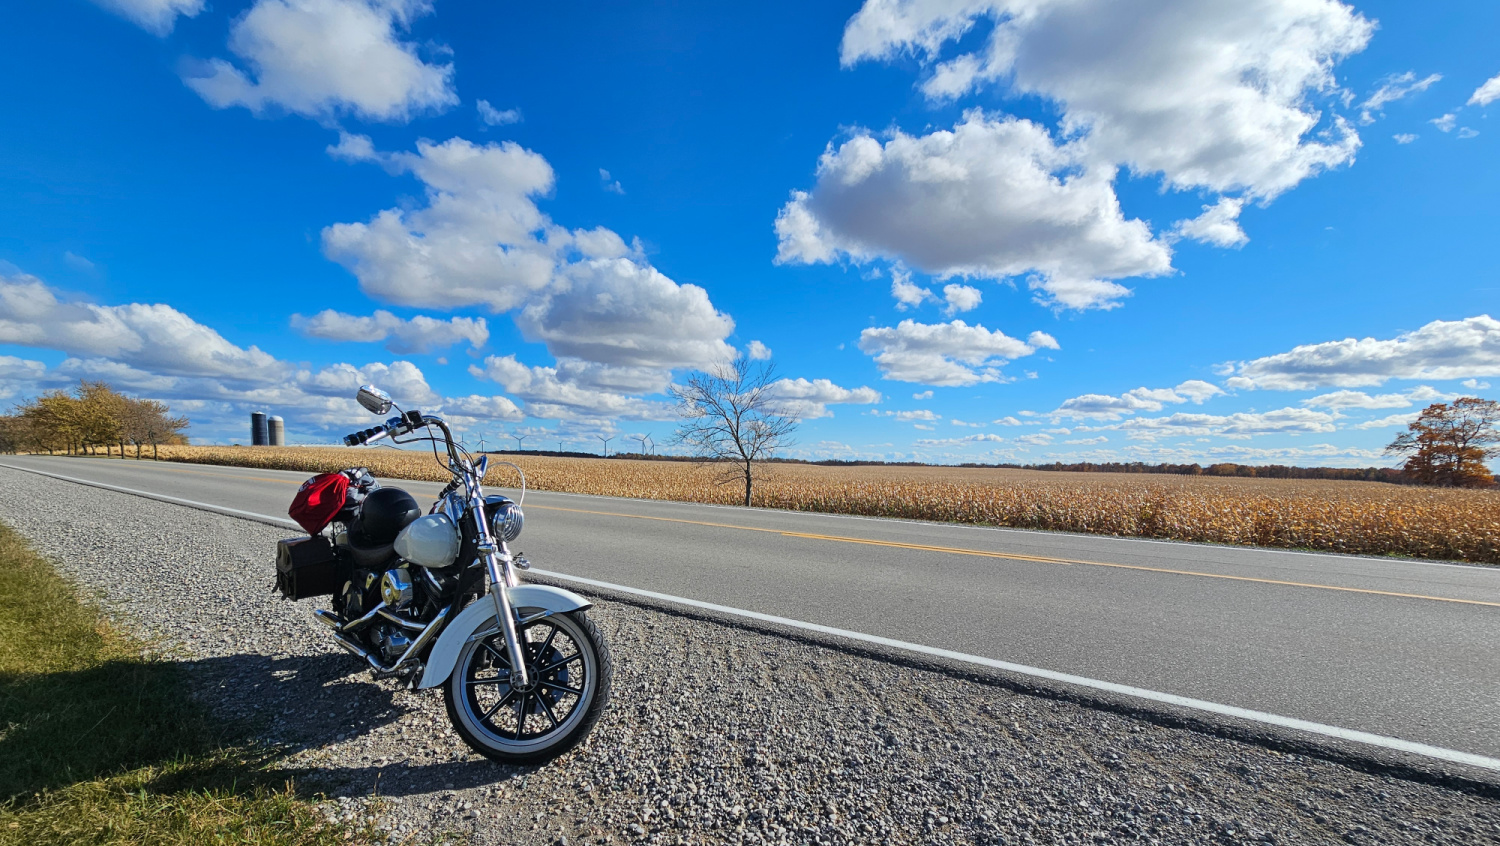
<box><xmin>151</xmin><ymin>445</ymin><xmax>1500</xmax><ymax>565</ymax></box>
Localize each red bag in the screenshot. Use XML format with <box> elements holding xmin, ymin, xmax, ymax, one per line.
<box><xmin>289</xmin><ymin>472</ymin><xmax>350</xmax><ymax>535</ymax></box>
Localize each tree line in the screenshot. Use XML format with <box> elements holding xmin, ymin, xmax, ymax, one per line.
<box><xmin>0</xmin><ymin>381</ymin><xmax>189</xmax><ymax>458</ymax></box>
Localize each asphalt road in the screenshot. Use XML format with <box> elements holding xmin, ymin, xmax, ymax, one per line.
<box><xmin>5</xmin><ymin>454</ymin><xmax>1499</xmax><ymax>764</ymax></box>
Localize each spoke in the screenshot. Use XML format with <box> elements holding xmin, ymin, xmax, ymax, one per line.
<box><xmin>480</xmin><ymin>688</ymin><xmax>518</xmax><ymax>722</ymax></box>
<box><xmin>536</xmin><ymin>692</ymin><xmax>560</xmax><ymax>729</ymax></box>
<box><xmin>538</xmin><ymin>652</ymin><xmax>582</xmax><ymax>674</ymax></box>
<box><xmin>537</xmin><ymin>625</ymin><xmax>559</xmax><ymax>658</ymax></box>
<box><xmin>469</xmin><ymin>675</ymin><xmax>510</xmax><ymax>686</ymax></box>
<box><xmin>481</xmin><ymin>642</ymin><xmax>510</xmax><ymax>667</ymax></box>
<box><xmin>515</xmin><ymin>693</ymin><xmax>529</xmax><ymax>738</ymax></box>
<box><xmin>539</xmin><ymin>680</ymin><xmax>583</xmax><ymax>697</ymax></box>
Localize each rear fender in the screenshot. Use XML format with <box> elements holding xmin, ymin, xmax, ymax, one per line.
<box><xmin>416</xmin><ymin>584</ymin><xmax>592</xmax><ymax>689</ymax></box>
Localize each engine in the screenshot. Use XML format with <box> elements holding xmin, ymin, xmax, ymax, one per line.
<box><xmin>336</xmin><ymin>562</ymin><xmax>461</xmax><ymax>662</ymax></box>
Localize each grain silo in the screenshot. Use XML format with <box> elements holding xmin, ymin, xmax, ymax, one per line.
<box><xmin>268</xmin><ymin>415</ymin><xmax>285</xmax><ymax>446</ymax></box>
<box><xmin>250</xmin><ymin>412</ymin><xmax>269</xmax><ymax>446</ymax></box>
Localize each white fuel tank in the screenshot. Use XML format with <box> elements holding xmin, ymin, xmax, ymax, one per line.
<box><xmin>393</xmin><ymin>513</ymin><xmax>461</xmax><ymax>569</ymax></box>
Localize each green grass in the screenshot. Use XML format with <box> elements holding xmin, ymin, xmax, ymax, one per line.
<box><xmin>0</xmin><ymin>522</ymin><xmax>380</xmax><ymax>845</ymax></box>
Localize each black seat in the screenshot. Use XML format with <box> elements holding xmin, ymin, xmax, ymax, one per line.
<box><xmin>344</xmin><ymin>487</ymin><xmax>420</xmax><ymax>571</ymax></box>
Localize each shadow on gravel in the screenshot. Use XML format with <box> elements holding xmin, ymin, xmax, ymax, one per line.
<box><xmin>171</xmin><ymin>649</ymin><xmax>542</xmax><ymax>798</ymax></box>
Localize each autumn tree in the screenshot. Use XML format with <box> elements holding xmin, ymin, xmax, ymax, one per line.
<box><xmin>1385</xmin><ymin>397</ymin><xmax>1499</xmax><ymax>487</ymax></box>
<box><xmin>12</xmin><ymin>382</ymin><xmax>189</xmax><ymax>457</ymax></box>
<box><xmin>670</xmin><ymin>358</ymin><xmax>797</xmax><ymax>507</ymax></box>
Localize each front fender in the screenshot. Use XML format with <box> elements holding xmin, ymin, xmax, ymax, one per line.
<box><xmin>415</xmin><ymin>583</ymin><xmax>592</xmax><ymax>690</ymax></box>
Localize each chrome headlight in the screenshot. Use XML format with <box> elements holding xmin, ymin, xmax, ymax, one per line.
<box><xmin>490</xmin><ymin>499</ymin><xmax>524</xmax><ymax>542</ymax></box>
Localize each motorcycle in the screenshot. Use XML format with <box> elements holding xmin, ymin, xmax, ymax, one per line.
<box><xmin>273</xmin><ymin>384</ymin><xmax>611</xmax><ymax>764</ymax></box>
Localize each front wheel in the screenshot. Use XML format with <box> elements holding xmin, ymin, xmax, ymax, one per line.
<box><xmin>444</xmin><ymin>609</ymin><xmax>612</xmax><ymax>764</ymax></box>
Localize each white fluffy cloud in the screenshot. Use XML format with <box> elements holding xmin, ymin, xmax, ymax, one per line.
<box><xmin>1120</xmin><ymin>407</ymin><xmax>1337</xmax><ymax>440</ymax></box>
<box><xmin>91</xmin><ymin>0</ymin><xmax>202</xmax><ymax>35</ymax></box>
<box><xmin>0</xmin><ymin>273</ymin><xmax>285</xmax><ymax>382</ymax></box>
<box><xmin>1359</xmin><ymin>72</ymin><xmax>1442</xmax><ymax>124</ymax></box>
<box><xmin>1353</xmin><ymin>411</ymin><xmax>1420</xmax><ymax>430</ymax></box>
<box><xmin>468</xmin><ymin>354</ymin><xmax>673</xmax><ymax>421</ymax></box>
<box><xmin>857</xmin><ymin>319</ymin><xmax>1057</xmax><ymax>385</ymax></box>
<box><xmin>1298</xmin><ymin>386</ymin><xmax>1446</xmax><ymax>411</ymax></box>
<box><xmin>292</xmin><ymin>309</ymin><xmax>487</xmax><ymax>354</ymax></box>
<box><xmin>777</xmin><ymin>114</ymin><xmax>1172</xmax><ymax>310</ymax></box>
<box><xmin>325</xmin><ymin>136</ymin><xmax>735</xmax><ymax>371</ymax></box>
<box><xmin>745</xmin><ymin>340</ymin><xmax>772</xmax><ymax>360</ymax></box>
<box><xmin>842</xmin><ymin>0</ymin><xmax>1371</xmax><ymax>198</ymax></box>
<box><xmin>324</xmin><ymin>135</ymin><xmax>560</xmax><ymax>311</ymax></box>
<box><xmin>1227</xmin><ymin>315</ymin><xmax>1500</xmax><ymax>390</ymax></box>
<box><xmin>941</xmin><ymin>283</ymin><xmax>982</xmax><ymax>315</ymax></box>
<box><xmin>1170</xmin><ymin>197</ymin><xmax>1249</xmax><ymax>248</ymax></box>
<box><xmin>764</xmin><ymin>378</ymin><xmax>882</xmax><ymax>420</ymax></box>
<box><xmin>516</xmin><ymin>258</ymin><xmax>735</xmax><ymax>369</ymax></box>
<box><xmin>1052</xmin><ymin>379</ymin><xmax>1223</xmax><ymax>420</ymax></box>
<box><xmin>184</xmin><ymin>0</ymin><xmax>456</xmax><ymax>122</ymax></box>
<box><xmin>1470</xmin><ymin>73</ymin><xmax>1500</xmax><ymax>107</ymax></box>
<box><xmin>914</xmin><ymin>433</ymin><xmax>1006</xmax><ymax>447</ymax></box>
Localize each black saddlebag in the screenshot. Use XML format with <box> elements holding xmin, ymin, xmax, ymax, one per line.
<box><xmin>274</xmin><ymin>536</ymin><xmax>344</xmax><ymax>600</ymax></box>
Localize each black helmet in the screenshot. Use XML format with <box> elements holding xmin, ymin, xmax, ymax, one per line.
<box><xmin>352</xmin><ymin>487</ymin><xmax>421</xmax><ymax>545</ymax></box>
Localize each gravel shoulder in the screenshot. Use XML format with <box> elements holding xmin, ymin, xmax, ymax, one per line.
<box><xmin>4</xmin><ymin>465</ymin><xmax>1499</xmax><ymax>846</ymax></box>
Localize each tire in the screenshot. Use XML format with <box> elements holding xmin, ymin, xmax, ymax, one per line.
<box><xmin>443</xmin><ymin>609</ymin><xmax>612</xmax><ymax>764</ymax></box>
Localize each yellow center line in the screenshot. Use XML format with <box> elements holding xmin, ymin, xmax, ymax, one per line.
<box><xmin>533</xmin><ymin>504</ymin><xmax>1500</xmax><ymax>609</ymax></box>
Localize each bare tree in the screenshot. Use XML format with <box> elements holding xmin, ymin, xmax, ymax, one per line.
<box><xmin>670</xmin><ymin>358</ymin><xmax>796</xmax><ymax>507</ymax></box>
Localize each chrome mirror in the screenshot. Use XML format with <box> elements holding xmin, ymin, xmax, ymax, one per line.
<box><xmin>357</xmin><ymin>384</ymin><xmax>393</xmax><ymax>416</ymax></box>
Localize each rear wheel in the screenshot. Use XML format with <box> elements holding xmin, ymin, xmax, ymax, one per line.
<box><xmin>443</xmin><ymin>609</ymin><xmax>611</xmax><ymax>764</ymax></box>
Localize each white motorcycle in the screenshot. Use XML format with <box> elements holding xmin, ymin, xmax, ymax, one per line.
<box><xmin>274</xmin><ymin>384</ymin><xmax>611</xmax><ymax>763</ymax></box>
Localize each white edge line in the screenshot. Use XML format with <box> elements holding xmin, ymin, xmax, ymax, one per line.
<box><xmin>3</xmin><ymin>460</ymin><xmax>1497</xmax><ymax>774</ymax></box>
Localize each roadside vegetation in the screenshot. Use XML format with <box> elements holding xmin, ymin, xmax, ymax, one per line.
<box><xmin>0</xmin><ymin>522</ymin><xmax>372</xmax><ymax>846</ymax></box>
<box><xmin>0</xmin><ymin>380</ymin><xmax>188</xmax><ymax>458</ymax></box>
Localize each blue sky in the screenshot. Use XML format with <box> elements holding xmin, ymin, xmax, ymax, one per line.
<box><xmin>1</xmin><ymin>0</ymin><xmax>1497</xmax><ymax>466</ymax></box>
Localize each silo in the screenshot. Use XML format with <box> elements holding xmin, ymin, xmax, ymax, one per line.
<box><xmin>251</xmin><ymin>412</ymin><xmax>269</xmax><ymax>446</ymax></box>
<box><xmin>268</xmin><ymin>416</ymin><xmax>285</xmax><ymax>446</ymax></box>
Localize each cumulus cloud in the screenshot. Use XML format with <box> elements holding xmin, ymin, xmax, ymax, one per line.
<box><xmin>599</xmin><ymin>169</ymin><xmax>625</xmax><ymax>195</ymax></box>
<box><xmin>776</xmin><ymin>113</ymin><xmax>1172</xmax><ymax>311</ymax></box>
<box><xmin>857</xmin><ymin>319</ymin><xmax>1056</xmax><ymax>385</ymax></box>
<box><xmin>477</xmin><ymin>100</ymin><xmax>522</xmax><ymax>126</ymax></box>
<box><xmin>942</xmin><ymin>283</ymin><xmax>981</xmax><ymax>315</ymax></box>
<box><xmin>1431</xmin><ymin>113</ymin><xmax>1457</xmax><ymax>132</ymax></box>
<box><xmin>891</xmin><ymin>269</ymin><xmax>936</xmax><ymax>309</ymax></box>
<box><xmin>1053</xmin><ymin>379</ymin><xmax>1222</xmax><ymax>420</ymax></box>
<box><xmin>764</xmin><ymin>378</ymin><xmax>881</xmax><ymax>420</ymax></box>
<box><xmin>1226</xmin><ymin>315</ymin><xmax>1500</xmax><ymax>390</ymax></box>
<box><xmin>873</xmin><ymin>408</ymin><xmax>940</xmax><ymax>422</ymax></box>
<box><xmin>467</xmin><ymin>354</ymin><xmax>674</xmax><ymax>421</ymax></box>
<box><xmin>1298</xmin><ymin>386</ymin><xmax>1446</xmax><ymax>410</ymax></box>
<box><xmin>324</xmin><ymin>136</ymin><xmax>735</xmax><ymax>371</ymax></box>
<box><xmin>0</xmin><ymin>273</ymin><xmax>285</xmax><ymax>382</ymax></box>
<box><xmin>292</xmin><ymin>309</ymin><xmax>487</xmax><ymax>354</ymax></box>
<box><xmin>91</xmin><ymin>0</ymin><xmax>202</xmax><ymax>35</ymax></box>
<box><xmin>1353</xmin><ymin>411</ymin><xmax>1420</xmax><ymax>430</ymax></box>
<box><xmin>1359</xmin><ymin>72</ymin><xmax>1442</xmax><ymax>124</ymax></box>
<box><xmin>1470</xmin><ymin>73</ymin><xmax>1500</xmax><ymax>107</ymax></box>
<box><xmin>1170</xmin><ymin>197</ymin><xmax>1249</xmax><ymax>248</ymax></box>
<box><xmin>914</xmin><ymin>433</ymin><xmax>1006</xmax><ymax>447</ymax></box>
<box><xmin>323</xmin><ymin>136</ymin><xmax>558</xmax><ymax>311</ymax></box>
<box><xmin>1394</xmin><ymin>133</ymin><xmax>1418</xmax><ymax>145</ymax></box>
<box><xmin>515</xmin><ymin>258</ymin><xmax>735</xmax><ymax>369</ymax></box>
<box><xmin>745</xmin><ymin>340</ymin><xmax>772</xmax><ymax>360</ymax></box>
<box><xmin>1119</xmin><ymin>407</ymin><xmax>1337</xmax><ymax>440</ymax></box>
<box><xmin>183</xmin><ymin>0</ymin><xmax>456</xmax><ymax>122</ymax></box>
<box><xmin>841</xmin><ymin>0</ymin><xmax>1371</xmax><ymax>198</ymax></box>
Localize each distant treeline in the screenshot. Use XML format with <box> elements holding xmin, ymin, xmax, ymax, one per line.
<box><xmin>1</xmin><ymin>381</ymin><xmax>189</xmax><ymax>458</ymax></box>
<box><xmin>960</xmin><ymin>461</ymin><xmax>1406</xmax><ymax>483</ymax></box>
<box><xmin>487</xmin><ymin>450</ymin><xmax>1403</xmax><ymax>483</ymax></box>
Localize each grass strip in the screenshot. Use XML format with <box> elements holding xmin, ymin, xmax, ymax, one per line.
<box><xmin>0</xmin><ymin>522</ymin><xmax>380</xmax><ymax>845</ymax></box>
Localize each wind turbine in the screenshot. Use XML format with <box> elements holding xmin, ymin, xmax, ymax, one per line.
<box><xmin>512</xmin><ymin>432</ymin><xmax>527</xmax><ymax>452</ymax></box>
<box><xmin>636</xmin><ymin>432</ymin><xmax>651</xmax><ymax>455</ymax></box>
<box><xmin>645</xmin><ymin>435</ymin><xmax>655</xmax><ymax>455</ymax></box>
<box><xmin>597</xmin><ymin>434</ymin><xmax>613</xmax><ymax>456</ymax></box>
<box><xmin>475</xmin><ymin>434</ymin><xmax>489</xmax><ymax>453</ymax></box>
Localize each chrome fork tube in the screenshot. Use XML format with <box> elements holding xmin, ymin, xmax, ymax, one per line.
<box><xmin>469</xmin><ymin>486</ymin><xmax>531</xmax><ymax>689</ymax></box>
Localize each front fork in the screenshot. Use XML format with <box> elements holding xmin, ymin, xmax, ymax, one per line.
<box><xmin>472</xmin><ymin>508</ymin><xmax>531</xmax><ymax>689</ymax></box>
